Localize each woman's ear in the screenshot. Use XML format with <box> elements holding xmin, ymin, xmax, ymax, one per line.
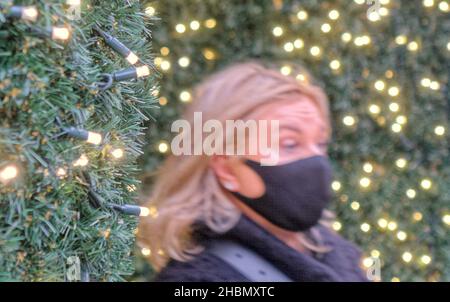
<box><xmin>210</xmin><ymin>155</ymin><xmax>240</xmax><ymax>192</ymax></box>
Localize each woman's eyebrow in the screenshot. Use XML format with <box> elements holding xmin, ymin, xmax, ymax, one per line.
<box><xmin>278</xmin><ymin>123</ymin><xmax>303</xmax><ymax>133</ymax></box>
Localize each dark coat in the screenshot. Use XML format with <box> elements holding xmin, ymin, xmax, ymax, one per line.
<box><xmin>154</xmin><ymin>215</ymin><xmax>368</xmax><ymax>282</ymax></box>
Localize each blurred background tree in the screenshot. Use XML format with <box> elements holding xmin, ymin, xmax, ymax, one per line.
<box><xmin>0</xmin><ymin>0</ymin><xmax>157</xmax><ymax>281</ymax></box>
<box><xmin>136</xmin><ymin>0</ymin><xmax>449</xmax><ymax>282</ymax></box>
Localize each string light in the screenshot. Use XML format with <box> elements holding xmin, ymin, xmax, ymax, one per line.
<box><xmin>0</xmin><ymin>164</ymin><xmax>19</xmax><ymax>183</ymax></box>
<box><xmin>351</xmin><ymin>201</ymin><xmax>360</xmax><ymax>211</ymax></box>
<box><xmin>202</xmin><ymin>48</ymin><xmax>216</xmax><ymax>60</ymax></box>
<box><xmin>341</xmin><ymin>32</ymin><xmax>352</xmax><ymax>43</ymax></box>
<box><xmin>330</xmin><ymin>60</ymin><xmax>341</xmax><ymax>70</ymax></box>
<box><xmin>178</xmin><ymin>56</ymin><xmax>190</xmax><ymax>68</ymax></box>
<box><xmin>159</xmin><ymin>97</ymin><xmax>168</xmax><ymax>106</ymax></box>
<box><xmin>179</xmin><ymin>90</ymin><xmax>192</xmax><ymax>102</ymax></box>
<box><xmin>359</xmin><ymin>177</ymin><xmax>371</xmax><ymax>188</ymax></box>
<box><xmin>280</xmin><ymin>65</ymin><xmax>292</xmax><ymax>75</ymax></box>
<box><xmin>296</xmin><ymin>10</ymin><xmax>308</xmax><ymax>20</ymax></box>
<box><xmin>374</xmin><ymin>80</ymin><xmax>386</xmax><ymax>91</ymax></box>
<box><xmin>296</xmin><ymin>73</ymin><xmax>307</xmax><ymax>82</ymax></box>
<box><xmin>332</xmin><ymin>221</ymin><xmax>342</xmax><ymax>231</ymax></box>
<box><xmin>369</xmin><ymin>104</ymin><xmax>381</xmax><ymax>114</ymax></box>
<box><xmin>421</xmin><ymin>255</ymin><xmax>432</xmax><ymax>265</ymax></box>
<box><xmin>407</xmin><ymin>41</ymin><xmax>419</xmax><ymax>51</ymax></box>
<box><xmin>396</xmin><ymin>231</ymin><xmax>407</xmax><ymax>241</ymax></box>
<box><xmin>395</xmin><ymin>35</ymin><xmax>408</xmax><ymax>45</ymax></box>
<box><xmin>439</xmin><ymin>1</ymin><xmax>450</xmax><ymax>11</ymax></box>
<box><xmin>73</xmin><ymin>154</ymin><xmax>89</xmax><ymax>167</ymax></box>
<box><xmin>64</xmin><ymin>127</ymin><xmax>102</xmax><ymax>145</ymax></box>
<box><xmin>385</xmin><ymin>70</ymin><xmax>394</xmax><ymax>78</ymax></box>
<box><xmin>93</xmin><ymin>26</ymin><xmax>140</xmax><ymax>65</ymax></box>
<box><xmin>368</xmin><ymin>11</ymin><xmax>381</xmax><ymax>22</ymax></box>
<box><xmin>160</xmin><ymin>60</ymin><xmax>171</xmax><ymax>71</ymax></box>
<box><xmin>396</xmin><ymin>115</ymin><xmax>407</xmax><ymax>125</ymax></box>
<box><xmin>413</xmin><ymin>212</ymin><xmax>423</xmax><ymax>222</ymax></box>
<box><xmin>363</xmin><ymin>162</ymin><xmax>373</xmax><ymax>173</ymax></box>
<box><xmin>204</xmin><ymin>18</ymin><xmax>217</xmax><ymax>29</ymax></box>
<box><xmin>272</xmin><ymin>26</ymin><xmax>283</xmax><ymax>37</ymax></box>
<box><xmin>51</xmin><ymin>26</ymin><xmax>71</xmax><ymax>41</ymax></box>
<box><xmin>378</xmin><ymin>218</ymin><xmax>388</xmax><ymax>229</ymax></box>
<box><xmin>158</xmin><ymin>141</ymin><xmax>169</xmax><ymax>153</ymax></box>
<box><xmin>391</xmin><ymin>123</ymin><xmax>402</xmax><ymax>133</ymax></box>
<box><xmin>144</xmin><ymin>6</ymin><xmax>156</xmax><ymax>16</ymax></box>
<box><xmin>429</xmin><ymin>81</ymin><xmax>440</xmax><ymax>90</ymax></box>
<box><xmin>395</xmin><ymin>158</ymin><xmax>407</xmax><ymax>169</ymax></box>
<box><xmin>141</xmin><ymin>248</ymin><xmax>151</xmax><ymax>256</ymax></box>
<box><xmin>160</xmin><ymin>47</ymin><xmax>170</xmax><ymax>56</ymax></box>
<box><xmin>56</xmin><ymin>167</ymin><xmax>67</xmax><ymax>178</ymax></box>
<box><xmin>423</xmin><ymin>0</ymin><xmax>435</xmax><ymax>7</ymax></box>
<box><xmin>8</xmin><ymin>6</ymin><xmax>39</xmax><ymax>22</ymax></box>
<box><xmin>387</xmin><ymin>221</ymin><xmax>398</xmax><ymax>231</ymax></box>
<box><xmin>331</xmin><ymin>181</ymin><xmax>341</xmax><ymax>191</ymax></box>
<box><xmin>442</xmin><ymin>214</ymin><xmax>450</xmax><ymax>225</ymax></box>
<box><xmin>321</xmin><ymin>23</ymin><xmax>332</xmax><ymax>33</ymax></box>
<box><xmin>361</xmin><ymin>223</ymin><xmax>371</xmax><ymax>232</ymax></box>
<box><xmin>362</xmin><ymin>257</ymin><xmax>374</xmax><ymax>268</ymax></box>
<box><xmin>293</xmin><ymin>38</ymin><xmax>304</xmax><ymax>49</ymax></box>
<box><xmin>420</xmin><ymin>178</ymin><xmax>432</xmax><ymax>190</ymax></box>
<box><xmin>389</xmin><ymin>102</ymin><xmax>399</xmax><ymax>112</ymax></box>
<box><xmin>190</xmin><ymin>20</ymin><xmax>200</xmax><ymax>31</ymax></box>
<box><xmin>402</xmin><ymin>252</ymin><xmax>413</xmax><ymax>263</ymax></box>
<box><xmin>343</xmin><ymin>115</ymin><xmax>356</xmax><ymax>126</ymax></box>
<box><xmin>434</xmin><ymin>125</ymin><xmax>445</xmax><ymax>136</ymax></box>
<box><xmin>354</xmin><ymin>35</ymin><xmax>371</xmax><ymax>46</ymax></box>
<box><xmin>328</xmin><ymin>10</ymin><xmax>340</xmax><ymax>20</ymax></box>
<box><xmin>111</xmin><ymin>148</ymin><xmax>124</xmax><ymax>159</ymax></box>
<box><xmin>421</xmin><ymin>77</ymin><xmax>431</xmax><ymax>87</ymax></box>
<box><xmin>175</xmin><ymin>24</ymin><xmax>186</xmax><ymax>33</ymax></box>
<box><xmin>388</xmin><ymin>86</ymin><xmax>400</xmax><ymax>96</ymax></box>
<box><xmin>283</xmin><ymin>42</ymin><xmax>294</xmax><ymax>52</ymax></box>
<box><xmin>371</xmin><ymin>250</ymin><xmax>380</xmax><ymax>258</ymax></box>
<box><xmin>310</xmin><ymin>46</ymin><xmax>321</xmax><ymax>57</ymax></box>
<box><xmin>406</xmin><ymin>189</ymin><xmax>416</xmax><ymax>199</ymax></box>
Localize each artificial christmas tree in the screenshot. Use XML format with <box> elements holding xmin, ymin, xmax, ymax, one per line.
<box><xmin>138</xmin><ymin>0</ymin><xmax>449</xmax><ymax>281</ymax></box>
<box><xmin>0</xmin><ymin>0</ymin><xmax>157</xmax><ymax>281</ymax></box>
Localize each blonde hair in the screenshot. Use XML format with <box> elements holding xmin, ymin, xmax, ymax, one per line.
<box><xmin>138</xmin><ymin>61</ymin><xmax>333</xmax><ymax>271</ymax></box>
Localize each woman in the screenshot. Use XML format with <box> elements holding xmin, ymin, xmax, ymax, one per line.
<box><xmin>138</xmin><ymin>62</ymin><xmax>368</xmax><ymax>282</ymax></box>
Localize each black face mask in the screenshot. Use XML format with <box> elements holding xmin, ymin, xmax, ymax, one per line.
<box><xmin>228</xmin><ymin>156</ymin><xmax>333</xmax><ymax>232</ymax></box>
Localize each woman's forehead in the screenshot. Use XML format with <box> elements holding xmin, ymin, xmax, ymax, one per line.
<box><xmin>250</xmin><ymin>97</ymin><xmax>321</xmax><ymax>120</ymax></box>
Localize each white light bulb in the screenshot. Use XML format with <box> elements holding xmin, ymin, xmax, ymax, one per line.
<box><xmin>139</xmin><ymin>207</ymin><xmax>150</xmax><ymax>217</ymax></box>
<box><xmin>73</xmin><ymin>154</ymin><xmax>89</xmax><ymax>167</ymax></box>
<box><xmin>22</xmin><ymin>6</ymin><xmax>38</xmax><ymax>22</ymax></box>
<box><xmin>51</xmin><ymin>27</ymin><xmax>70</xmax><ymax>40</ymax></box>
<box><xmin>111</xmin><ymin>148</ymin><xmax>124</xmax><ymax>159</ymax></box>
<box><xmin>0</xmin><ymin>165</ymin><xmax>19</xmax><ymax>183</ymax></box>
<box><xmin>86</xmin><ymin>131</ymin><xmax>102</xmax><ymax>145</ymax></box>
<box><xmin>136</xmin><ymin>66</ymin><xmax>150</xmax><ymax>78</ymax></box>
<box><xmin>126</xmin><ymin>52</ymin><xmax>139</xmax><ymax>65</ymax></box>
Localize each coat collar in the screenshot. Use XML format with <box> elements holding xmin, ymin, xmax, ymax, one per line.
<box><xmin>195</xmin><ymin>214</ymin><xmax>368</xmax><ymax>282</ymax></box>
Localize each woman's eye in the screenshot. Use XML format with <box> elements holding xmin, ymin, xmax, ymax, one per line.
<box><xmin>282</xmin><ymin>139</ymin><xmax>299</xmax><ymax>149</ymax></box>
